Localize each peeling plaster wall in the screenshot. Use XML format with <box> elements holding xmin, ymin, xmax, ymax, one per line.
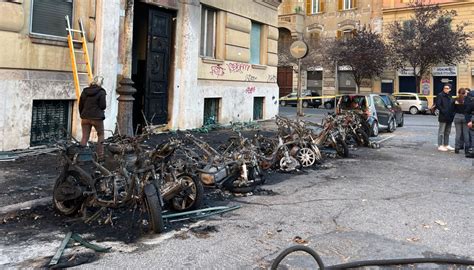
<box><xmin>94</xmin><ymin>0</ymin><xmax>121</xmax><ymax>133</ymax></box>
<box><xmin>0</xmin><ymin>69</ymin><xmax>83</xmax><ymax>151</ymax></box>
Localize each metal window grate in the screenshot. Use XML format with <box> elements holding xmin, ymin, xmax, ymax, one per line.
<box><xmin>31</xmin><ymin>100</ymin><xmax>72</xmax><ymax>145</ymax></box>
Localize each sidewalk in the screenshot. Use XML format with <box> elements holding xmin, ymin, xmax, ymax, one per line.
<box><xmin>0</xmin><ymin>153</ymin><xmax>58</xmax><ymax>213</ymax></box>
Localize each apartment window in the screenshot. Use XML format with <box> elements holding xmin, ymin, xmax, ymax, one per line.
<box><xmin>31</xmin><ymin>0</ymin><xmax>73</xmax><ymax>37</ymax></box>
<box><xmin>338</xmin><ymin>0</ymin><xmax>355</xmax><ymax>10</ymax></box>
<box><xmin>309</xmin><ymin>0</ymin><xmax>324</xmax><ymax>14</ymax></box>
<box><xmin>200</xmin><ymin>6</ymin><xmax>217</xmax><ymax>58</ymax></box>
<box><xmin>250</xmin><ymin>22</ymin><xmax>262</xmax><ymax>64</ymax></box>
<box><xmin>336</xmin><ymin>29</ymin><xmax>355</xmax><ymax>40</ymax></box>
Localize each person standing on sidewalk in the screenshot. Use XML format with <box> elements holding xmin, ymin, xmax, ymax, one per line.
<box><xmin>79</xmin><ymin>76</ymin><xmax>107</xmax><ymax>160</ymax></box>
<box><xmin>453</xmin><ymin>88</ymin><xmax>469</xmax><ymax>154</ymax></box>
<box><xmin>465</xmin><ymin>89</ymin><xmax>474</xmax><ymax>157</ymax></box>
<box><xmin>435</xmin><ymin>84</ymin><xmax>455</xmax><ymax>152</ymax></box>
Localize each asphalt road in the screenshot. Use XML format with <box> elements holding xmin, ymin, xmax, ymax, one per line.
<box><xmin>1</xmin><ymin>108</ymin><xmax>473</xmax><ymax>269</ymax></box>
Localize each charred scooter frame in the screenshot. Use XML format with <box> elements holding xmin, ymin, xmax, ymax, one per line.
<box><xmin>53</xmin><ymin>139</ymin><xmax>165</xmax><ymax>233</ymax></box>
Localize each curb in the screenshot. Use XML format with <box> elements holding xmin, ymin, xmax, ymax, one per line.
<box><xmin>0</xmin><ymin>196</ymin><xmax>52</xmax><ymax>215</ymax></box>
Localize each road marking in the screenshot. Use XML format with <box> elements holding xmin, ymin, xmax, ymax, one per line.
<box><xmin>376</xmin><ymin>135</ymin><xmax>395</xmax><ymax>144</ymax></box>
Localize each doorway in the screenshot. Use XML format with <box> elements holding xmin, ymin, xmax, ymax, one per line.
<box><xmin>132</xmin><ymin>3</ymin><xmax>175</xmax><ymax>129</ymax></box>
<box><xmin>277</xmin><ymin>66</ymin><xmax>293</xmax><ymax>97</ymax></box>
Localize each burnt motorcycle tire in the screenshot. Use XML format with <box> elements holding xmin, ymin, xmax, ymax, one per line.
<box><xmin>53</xmin><ymin>170</ymin><xmax>85</xmax><ymax>216</ymax></box>
<box><xmin>144</xmin><ymin>184</ymin><xmax>165</xmax><ymax>234</ymax></box>
<box><xmin>335</xmin><ymin>139</ymin><xmax>349</xmax><ymax>158</ymax></box>
<box><xmin>355</xmin><ymin>129</ymin><xmax>370</xmax><ymax>147</ymax></box>
<box><xmin>170</xmin><ymin>173</ymin><xmax>204</xmax><ymax>212</ymax></box>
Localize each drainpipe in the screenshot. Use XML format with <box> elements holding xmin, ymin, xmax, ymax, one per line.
<box><xmin>116</xmin><ymin>0</ymin><xmax>137</xmax><ymax>136</ymax></box>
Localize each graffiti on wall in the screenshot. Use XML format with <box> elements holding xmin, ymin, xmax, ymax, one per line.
<box><xmin>267</xmin><ymin>74</ymin><xmax>277</xmax><ymax>83</ymax></box>
<box><xmin>245</xmin><ymin>86</ymin><xmax>256</xmax><ymax>94</ymax></box>
<box><xmin>210</xmin><ymin>64</ymin><xmax>225</xmax><ymax>77</ymax></box>
<box><xmin>245</xmin><ymin>74</ymin><xmax>258</xmax><ymax>82</ymax></box>
<box><xmin>226</xmin><ymin>62</ymin><xmax>251</xmax><ymax>74</ymax></box>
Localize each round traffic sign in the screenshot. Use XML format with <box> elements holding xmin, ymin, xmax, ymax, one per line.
<box><xmin>290</xmin><ymin>40</ymin><xmax>308</xmax><ymax>59</ymax></box>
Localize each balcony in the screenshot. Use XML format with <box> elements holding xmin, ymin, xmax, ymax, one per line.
<box><xmin>278</xmin><ymin>13</ymin><xmax>305</xmax><ymax>38</ymax></box>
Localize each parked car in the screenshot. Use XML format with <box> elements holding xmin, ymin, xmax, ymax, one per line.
<box><xmin>379</xmin><ymin>93</ymin><xmax>404</xmax><ymax>127</ymax></box>
<box><xmin>336</xmin><ymin>94</ymin><xmax>397</xmax><ymax>136</ymax></box>
<box><xmin>280</xmin><ymin>92</ymin><xmax>322</xmax><ymax>108</ymax></box>
<box><xmin>323</xmin><ymin>97</ymin><xmax>337</xmax><ymax>110</ymax></box>
<box><xmin>392</xmin><ymin>93</ymin><xmax>429</xmax><ymax>115</ymax></box>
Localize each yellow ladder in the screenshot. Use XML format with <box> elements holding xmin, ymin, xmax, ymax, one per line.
<box><xmin>65</xmin><ymin>15</ymin><xmax>93</xmax><ymax>100</ymax></box>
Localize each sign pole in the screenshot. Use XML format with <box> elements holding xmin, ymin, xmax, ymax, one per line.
<box><xmin>297</xmin><ymin>58</ymin><xmax>303</xmax><ymax>117</ymax></box>
<box><xmin>289</xmin><ymin>40</ymin><xmax>308</xmax><ymax>119</ymax></box>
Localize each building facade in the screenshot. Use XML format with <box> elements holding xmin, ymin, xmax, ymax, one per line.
<box><xmin>0</xmin><ymin>0</ymin><xmax>281</xmax><ymax>151</ymax></box>
<box><xmin>382</xmin><ymin>0</ymin><xmax>474</xmax><ymax>101</ymax></box>
<box><xmin>277</xmin><ymin>0</ymin><xmax>383</xmax><ymax>99</ymax></box>
<box><xmin>0</xmin><ymin>0</ymin><xmax>122</xmax><ymax>151</ymax></box>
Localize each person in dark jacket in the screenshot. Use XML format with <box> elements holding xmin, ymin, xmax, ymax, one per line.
<box><xmin>453</xmin><ymin>88</ymin><xmax>469</xmax><ymax>154</ymax></box>
<box><xmin>465</xmin><ymin>89</ymin><xmax>474</xmax><ymax>157</ymax></box>
<box><xmin>79</xmin><ymin>76</ymin><xmax>106</xmax><ymax>160</ymax></box>
<box><xmin>435</xmin><ymin>83</ymin><xmax>455</xmax><ymax>152</ymax></box>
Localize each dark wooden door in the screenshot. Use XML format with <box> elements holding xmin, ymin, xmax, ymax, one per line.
<box><xmin>145</xmin><ymin>9</ymin><xmax>172</xmax><ymax>125</ymax></box>
<box><xmin>277</xmin><ymin>66</ymin><xmax>293</xmax><ymax>97</ymax></box>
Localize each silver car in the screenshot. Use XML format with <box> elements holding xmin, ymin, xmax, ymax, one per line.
<box><xmin>393</xmin><ymin>93</ymin><xmax>429</xmax><ymax>115</ymax></box>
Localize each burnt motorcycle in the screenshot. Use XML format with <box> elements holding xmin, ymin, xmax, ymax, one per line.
<box><xmin>150</xmin><ymin>139</ymin><xmax>204</xmax><ymax>212</ymax></box>
<box><xmin>52</xmin><ymin>139</ymin><xmax>165</xmax><ymax>233</ymax></box>
<box><xmin>184</xmin><ymin>133</ymin><xmax>265</xmax><ymax>193</ymax></box>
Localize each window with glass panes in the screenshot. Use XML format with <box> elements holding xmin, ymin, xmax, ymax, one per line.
<box><xmin>250</xmin><ymin>22</ymin><xmax>261</xmax><ymax>64</ymax></box>
<box><xmin>200</xmin><ymin>6</ymin><xmax>216</xmax><ymax>58</ymax></box>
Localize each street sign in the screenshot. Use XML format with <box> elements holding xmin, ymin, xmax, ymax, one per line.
<box><xmin>290</xmin><ymin>41</ymin><xmax>308</xmax><ymax>59</ymax></box>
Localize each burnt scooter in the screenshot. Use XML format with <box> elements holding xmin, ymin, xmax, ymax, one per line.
<box><xmin>184</xmin><ymin>133</ymin><xmax>265</xmax><ymax>193</ymax></box>
<box><xmin>53</xmin><ymin>139</ymin><xmax>165</xmax><ymax>233</ymax></box>
<box><xmin>305</xmin><ymin>114</ymin><xmax>349</xmax><ymax>158</ymax></box>
<box><xmin>150</xmin><ymin>139</ymin><xmax>204</xmax><ymax>212</ymax></box>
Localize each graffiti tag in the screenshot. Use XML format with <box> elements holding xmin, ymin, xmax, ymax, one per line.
<box><xmin>245</xmin><ymin>74</ymin><xmax>258</xmax><ymax>82</ymax></box>
<box><xmin>245</xmin><ymin>86</ymin><xmax>256</xmax><ymax>94</ymax></box>
<box><xmin>210</xmin><ymin>65</ymin><xmax>225</xmax><ymax>77</ymax></box>
<box><xmin>267</xmin><ymin>74</ymin><xmax>277</xmax><ymax>83</ymax></box>
<box><xmin>227</xmin><ymin>62</ymin><xmax>251</xmax><ymax>74</ymax></box>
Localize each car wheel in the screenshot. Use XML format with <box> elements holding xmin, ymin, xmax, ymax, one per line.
<box><xmin>398</xmin><ymin>114</ymin><xmax>404</xmax><ymax>127</ymax></box>
<box><xmin>409</xmin><ymin>106</ymin><xmax>419</xmax><ymax>115</ymax></box>
<box><xmin>280</xmin><ymin>100</ymin><xmax>286</xmax><ymax>107</ymax></box>
<box><xmin>302</xmin><ymin>101</ymin><xmax>309</xmax><ymax>108</ymax></box>
<box><xmin>324</xmin><ymin>102</ymin><xmax>333</xmax><ymax>110</ymax></box>
<box><xmin>371</xmin><ymin>121</ymin><xmax>379</xmax><ymax>137</ymax></box>
<box><xmin>388</xmin><ymin>118</ymin><xmax>396</xmax><ymax>133</ymax></box>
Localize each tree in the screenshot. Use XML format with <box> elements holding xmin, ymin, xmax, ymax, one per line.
<box><xmin>387</xmin><ymin>0</ymin><xmax>471</xmax><ymax>93</ymax></box>
<box><xmin>324</xmin><ymin>26</ymin><xmax>387</xmax><ymax>92</ymax></box>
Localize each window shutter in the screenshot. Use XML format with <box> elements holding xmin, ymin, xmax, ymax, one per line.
<box><xmin>320</xmin><ymin>0</ymin><xmax>325</xmax><ymax>13</ymax></box>
<box><xmin>352</xmin><ymin>0</ymin><xmax>357</xmax><ymax>9</ymax></box>
<box><xmin>31</xmin><ymin>0</ymin><xmax>73</xmax><ymax>37</ymax></box>
<box><xmin>338</xmin><ymin>0</ymin><xmax>343</xmax><ymax>11</ymax></box>
<box><xmin>306</xmin><ymin>0</ymin><xmax>312</xmax><ymax>15</ymax></box>
<box><xmin>351</xmin><ymin>29</ymin><xmax>357</xmax><ymax>37</ymax></box>
<box><xmin>336</xmin><ymin>30</ymin><xmax>342</xmax><ymax>39</ymax></box>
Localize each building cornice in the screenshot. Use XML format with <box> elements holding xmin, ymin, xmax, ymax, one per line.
<box><xmin>383</xmin><ymin>1</ymin><xmax>474</xmax><ymax>14</ymax></box>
